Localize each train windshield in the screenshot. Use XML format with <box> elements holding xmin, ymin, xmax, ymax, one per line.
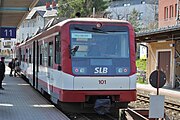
<box><xmin>70</xmin><ymin>24</ymin><xmax>131</xmax><ymax>76</ymax></box>
<box><xmin>70</xmin><ymin>28</ymin><xmax>129</xmax><ymax>58</ymax></box>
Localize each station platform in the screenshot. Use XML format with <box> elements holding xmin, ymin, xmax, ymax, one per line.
<box><xmin>137</xmin><ymin>83</ymin><xmax>180</xmax><ymax>100</ymax></box>
<box><xmin>0</xmin><ymin>66</ymin><xmax>70</xmax><ymax>120</ymax></box>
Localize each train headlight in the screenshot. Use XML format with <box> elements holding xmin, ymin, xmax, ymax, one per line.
<box><xmin>118</xmin><ymin>68</ymin><xmax>123</xmax><ymax>73</ymax></box>
<box><xmin>73</xmin><ymin>67</ymin><xmax>87</xmax><ymax>74</ymax></box>
<box><xmin>116</xmin><ymin>68</ymin><xmax>123</xmax><ymax>73</ymax></box>
<box><xmin>116</xmin><ymin>67</ymin><xmax>129</xmax><ymax>74</ymax></box>
<box><xmin>80</xmin><ymin>68</ymin><xmax>85</xmax><ymax>73</ymax></box>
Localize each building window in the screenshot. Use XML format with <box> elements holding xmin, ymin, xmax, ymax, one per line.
<box><xmin>22</xmin><ymin>33</ymin><xmax>24</xmax><ymax>40</ymax></box>
<box><xmin>164</xmin><ymin>6</ymin><xmax>168</xmax><ymax>20</ymax></box>
<box><xmin>175</xmin><ymin>4</ymin><xmax>177</xmax><ymax>18</ymax></box>
<box><xmin>126</xmin><ymin>14</ymin><xmax>130</xmax><ymax>21</ymax></box>
<box><xmin>169</xmin><ymin>5</ymin><xmax>173</xmax><ymax>18</ymax></box>
<box><xmin>123</xmin><ymin>3</ymin><xmax>130</xmax><ymax>7</ymax></box>
<box><xmin>138</xmin><ymin>12</ymin><xmax>143</xmax><ymax>20</ymax></box>
<box><xmin>141</xmin><ymin>1</ymin><xmax>145</xmax><ymax>4</ymax></box>
<box><xmin>32</xmin><ymin>22</ymin><xmax>34</xmax><ymax>27</ymax></box>
<box><xmin>28</xmin><ymin>21</ymin><xmax>30</xmax><ymax>27</ymax></box>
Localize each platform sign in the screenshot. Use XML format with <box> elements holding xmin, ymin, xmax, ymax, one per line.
<box><xmin>0</xmin><ymin>27</ymin><xmax>16</xmax><ymax>38</ymax></box>
<box><xmin>149</xmin><ymin>70</ymin><xmax>166</xmax><ymax>88</ymax></box>
<box><xmin>149</xmin><ymin>95</ymin><xmax>165</xmax><ymax>118</ymax></box>
<box><xmin>140</xmin><ymin>45</ymin><xmax>147</xmax><ymax>59</ymax></box>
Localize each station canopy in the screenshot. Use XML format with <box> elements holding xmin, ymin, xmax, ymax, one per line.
<box><xmin>0</xmin><ymin>0</ymin><xmax>39</xmax><ymax>28</ymax></box>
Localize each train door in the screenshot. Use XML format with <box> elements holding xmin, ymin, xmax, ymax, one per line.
<box><xmin>33</xmin><ymin>42</ymin><xmax>36</xmax><ymax>87</ymax></box>
<box><xmin>158</xmin><ymin>51</ymin><xmax>171</xmax><ymax>84</ymax></box>
<box><xmin>33</xmin><ymin>41</ymin><xmax>39</xmax><ymax>89</ymax></box>
<box><xmin>48</xmin><ymin>41</ymin><xmax>53</xmax><ymax>93</ymax></box>
<box><xmin>36</xmin><ymin>41</ymin><xmax>39</xmax><ymax>89</ymax></box>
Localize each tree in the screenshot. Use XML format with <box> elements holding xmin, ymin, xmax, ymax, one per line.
<box><xmin>107</xmin><ymin>0</ymin><xmax>131</xmax><ymax>20</ymax></box>
<box><xmin>58</xmin><ymin>0</ymin><xmax>109</xmax><ymax>18</ymax></box>
<box><xmin>145</xmin><ymin>0</ymin><xmax>158</xmax><ymax>30</ymax></box>
<box><xmin>128</xmin><ymin>8</ymin><xmax>141</xmax><ymax>32</ymax></box>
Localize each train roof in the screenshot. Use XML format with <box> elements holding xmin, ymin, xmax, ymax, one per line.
<box><xmin>55</xmin><ymin>18</ymin><xmax>130</xmax><ymax>27</ymax></box>
<box><xmin>17</xmin><ymin>18</ymin><xmax>131</xmax><ymax>46</ymax></box>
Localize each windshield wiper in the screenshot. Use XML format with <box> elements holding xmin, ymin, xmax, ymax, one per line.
<box><xmin>74</xmin><ymin>27</ymin><xmax>107</xmax><ymax>34</ymax></box>
<box><xmin>70</xmin><ymin>46</ymin><xmax>79</xmax><ymax>56</ymax></box>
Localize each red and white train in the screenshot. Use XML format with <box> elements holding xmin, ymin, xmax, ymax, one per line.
<box><xmin>15</xmin><ymin>18</ymin><xmax>136</xmax><ymax>113</ymax></box>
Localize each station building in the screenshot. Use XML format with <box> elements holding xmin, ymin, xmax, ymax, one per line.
<box><xmin>0</xmin><ymin>1</ymin><xmax>58</xmax><ymax>57</ymax></box>
<box><xmin>17</xmin><ymin>2</ymin><xmax>58</xmax><ymax>43</ymax></box>
<box><xmin>136</xmin><ymin>0</ymin><xmax>180</xmax><ymax>88</ymax></box>
<box><xmin>0</xmin><ymin>0</ymin><xmax>39</xmax><ymax>58</ymax></box>
<box><xmin>107</xmin><ymin>0</ymin><xmax>158</xmax><ymax>30</ymax></box>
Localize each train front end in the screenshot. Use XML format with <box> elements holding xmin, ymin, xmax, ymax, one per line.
<box><xmin>60</xmin><ymin>19</ymin><xmax>136</xmax><ymax>113</ymax></box>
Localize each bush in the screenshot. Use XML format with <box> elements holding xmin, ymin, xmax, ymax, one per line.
<box><xmin>136</xmin><ymin>59</ymin><xmax>146</xmax><ymax>71</ymax></box>
<box><xmin>136</xmin><ymin>59</ymin><xmax>147</xmax><ymax>84</ymax></box>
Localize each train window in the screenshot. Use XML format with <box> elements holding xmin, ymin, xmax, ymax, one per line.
<box><xmin>55</xmin><ymin>34</ymin><xmax>61</xmax><ymax>64</ymax></box>
<box><xmin>43</xmin><ymin>43</ymin><xmax>48</xmax><ymax>66</ymax></box>
<box><xmin>39</xmin><ymin>44</ymin><xmax>48</xmax><ymax>66</ymax></box>
<box><xmin>40</xmin><ymin>54</ymin><xmax>42</xmax><ymax>65</ymax></box>
<box><xmin>21</xmin><ymin>49</ymin><xmax>24</xmax><ymax>61</ymax></box>
<box><xmin>39</xmin><ymin>45</ymin><xmax>42</xmax><ymax>65</ymax></box>
<box><xmin>48</xmin><ymin>42</ymin><xmax>53</xmax><ymax>67</ymax></box>
<box><xmin>29</xmin><ymin>48</ymin><xmax>32</xmax><ymax>63</ymax></box>
<box><xmin>29</xmin><ymin>55</ymin><xmax>31</xmax><ymax>63</ymax></box>
<box><xmin>20</xmin><ymin>55</ymin><xmax>22</xmax><ymax>61</ymax></box>
<box><xmin>26</xmin><ymin>49</ymin><xmax>29</xmax><ymax>63</ymax></box>
<box><xmin>23</xmin><ymin>55</ymin><xmax>25</xmax><ymax>61</ymax></box>
<box><xmin>70</xmin><ymin>30</ymin><xmax>129</xmax><ymax>58</ymax></box>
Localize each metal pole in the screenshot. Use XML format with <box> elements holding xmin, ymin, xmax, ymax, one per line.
<box><xmin>156</xmin><ymin>66</ymin><xmax>160</xmax><ymax>120</ymax></box>
<box><xmin>157</xmin><ymin>69</ymin><xmax>160</xmax><ymax>95</ymax></box>
<box><xmin>155</xmin><ymin>65</ymin><xmax>160</xmax><ymax>95</ymax></box>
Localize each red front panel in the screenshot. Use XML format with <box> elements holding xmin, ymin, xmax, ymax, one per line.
<box><xmin>60</xmin><ymin>22</ymin><xmax>136</xmax><ymax>76</ymax></box>
<box><xmin>59</xmin><ymin>89</ymin><xmax>137</xmax><ymax>102</ymax></box>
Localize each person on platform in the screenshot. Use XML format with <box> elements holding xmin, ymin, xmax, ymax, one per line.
<box><xmin>14</xmin><ymin>58</ymin><xmax>19</xmax><ymax>77</ymax></box>
<box><xmin>0</xmin><ymin>57</ymin><xmax>5</xmax><ymax>90</ymax></box>
<box><xmin>8</xmin><ymin>58</ymin><xmax>15</xmax><ymax>77</ymax></box>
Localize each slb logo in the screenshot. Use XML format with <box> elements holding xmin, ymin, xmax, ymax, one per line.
<box><xmin>94</xmin><ymin>67</ymin><xmax>108</xmax><ymax>74</ymax></box>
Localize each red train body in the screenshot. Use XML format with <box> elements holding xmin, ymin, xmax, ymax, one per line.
<box><xmin>15</xmin><ymin>18</ymin><xmax>136</xmax><ymax>113</ymax></box>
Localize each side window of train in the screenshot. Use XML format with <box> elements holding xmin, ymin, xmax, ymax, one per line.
<box><xmin>40</xmin><ymin>43</ymin><xmax>48</xmax><ymax>66</ymax></box>
<box><xmin>21</xmin><ymin>49</ymin><xmax>23</xmax><ymax>62</ymax></box>
<box><xmin>23</xmin><ymin>49</ymin><xmax>25</xmax><ymax>62</ymax></box>
<box><xmin>55</xmin><ymin>34</ymin><xmax>61</xmax><ymax>64</ymax></box>
<box><xmin>19</xmin><ymin>48</ymin><xmax>22</xmax><ymax>62</ymax></box>
<box><xmin>26</xmin><ymin>48</ymin><xmax>28</xmax><ymax>62</ymax></box>
<box><xmin>39</xmin><ymin>45</ymin><xmax>42</xmax><ymax>65</ymax></box>
<box><xmin>48</xmin><ymin>42</ymin><xmax>53</xmax><ymax>67</ymax></box>
<box><xmin>44</xmin><ymin>43</ymin><xmax>48</xmax><ymax>66</ymax></box>
<box><xmin>29</xmin><ymin>48</ymin><xmax>32</xmax><ymax>63</ymax></box>
<box><xmin>25</xmin><ymin>49</ymin><xmax>29</xmax><ymax>62</ymax></box>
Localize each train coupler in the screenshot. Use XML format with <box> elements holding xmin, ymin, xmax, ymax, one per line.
<box><xmin>94</xmin><ymin>99</ymin><xmax>111</xmax><ymax>115</ymax></box>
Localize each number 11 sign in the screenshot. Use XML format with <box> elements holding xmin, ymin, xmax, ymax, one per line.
<box><xmin>0</xmin><ymin>27</ymin><xmax>16</xmax><ymax>38</ymax></box>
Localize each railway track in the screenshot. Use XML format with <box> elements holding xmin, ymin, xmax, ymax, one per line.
<box><xmin>65</xmin><ymin>113</ymin><xmax>118</xmax><ymax>120</ymax></box>
<box><xmin>64</xmin><ymin>93</ymin><xmax>180</xmax><ymax>120</ymax></box>
<box><xmin>137</xmin><ymin>93</ymin><xmax>180</xmax><ymax>112</ymax></box>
